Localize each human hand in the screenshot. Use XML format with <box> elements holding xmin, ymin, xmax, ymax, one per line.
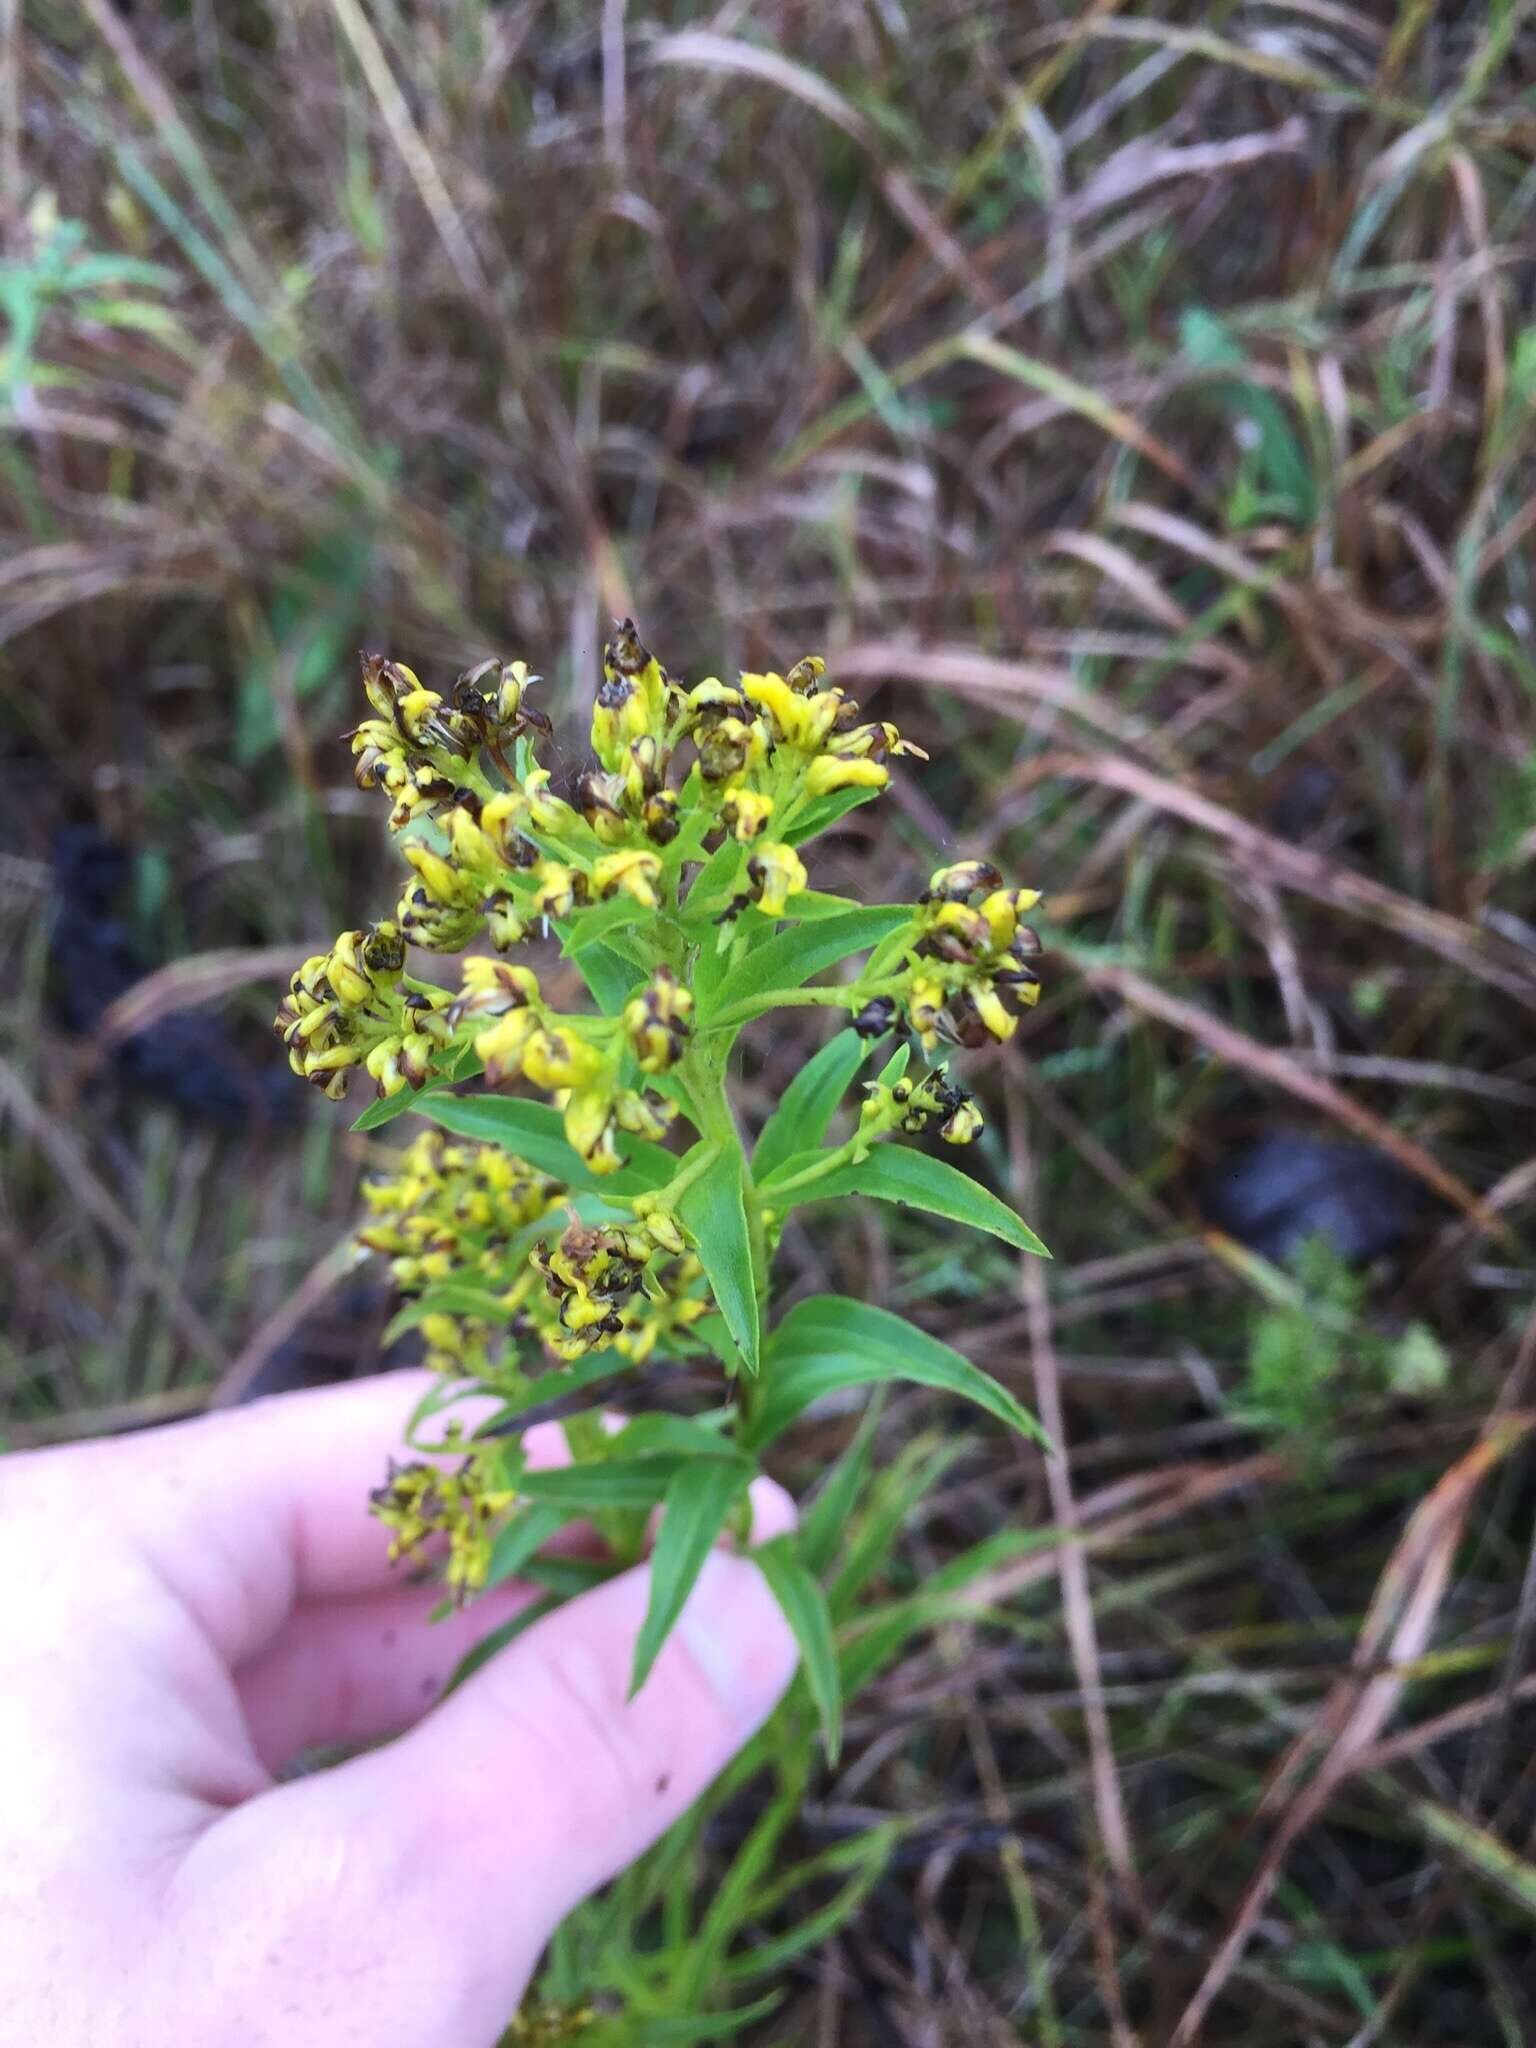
<box><xmin>0</xmin><ymin>1372</ymin><xmax>797</xmax><ymax>2044</ymax></box>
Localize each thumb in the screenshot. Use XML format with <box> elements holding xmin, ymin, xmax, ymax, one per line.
<box><xmin>213</xmin><ymin>1534</ymin><xmax>798</xmax><ymax>2042</ymax></box>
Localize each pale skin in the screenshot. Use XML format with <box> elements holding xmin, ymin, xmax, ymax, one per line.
<box><xmin>0</xmin><ymin>1371</ymin><xmax>798</xmax><ymax>2045</ymax></box>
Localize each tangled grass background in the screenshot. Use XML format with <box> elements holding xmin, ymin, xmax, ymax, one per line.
<box><xmin>6</xmin><ymin>4</ymin><xmax>1536</xmax><ymax>2040</ymax></box>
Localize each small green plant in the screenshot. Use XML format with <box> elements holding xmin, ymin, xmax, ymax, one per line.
<box><xmin>275</xmin><ymin>620</ymin><xmax>1049</xmax><ymax>1759</ymax></box>
<box><xmin>1234</xmin><ymin>1233</ymin><xmax>1448</xmax><ymax>1475</ymax></box>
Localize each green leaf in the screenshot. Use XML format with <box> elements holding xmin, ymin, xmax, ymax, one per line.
<box><xmin>631</xmin><ymin>1457</ymin><xmax>753</xmax><ymax>1696</ymax></box>
<box><xmin>679</xmin><ymin>1140</ymin><xmax>760</xmax><ymax>1370</ymax></box>
<box><xmin>351</xmin><ymin>1080</ymin><xmax>454</xmax><ymax>1134</ymax></box>
<box><xmin>753</xmin><ymin>1029</ymin><xmax>867</xmax><ymax>1181</ymax></box>
<box><xmin>753</xmin><ymin>1534</ymin><xmax>843</xmax><ymax>1760</ymax></box>
<box><xmin>612</xmin><ymin>1411</ymin><xmax>734</xmax><ymax>1459</ymax></box>
<box><xmin>708</xmin><ymin>906</ymin><xmax>911</xmax><ymax>1020</ymax></box>
<box><xmin>767</xmin><ymin>889</ymin><xmax>862</xmax><ymax>921</ymax></box>
<box><xmin>514</xmin><ymin>1455</ymin><xmax>694</xmax><ymax>1512</ymax></box>
<box><xmin>875</xmin><ymin>1041</ymin><xmax>910</xmax><ymax>1087</ymax></box>
<box><xmin>476</xmin><ymin>1350</ymin><xmax>636</xmax><ymax>1434</ymax></box>
<box><xmin>570</xmin><ymin>938</ymin><xmax>644</xmax><ymax>1016</ymax></box>
<box><xmin>417</xmin><ymin>1094</ymin><xmax>673</xmax><ymax>1193</ymax></box>
<box><xmin>799</xmin><ymin>1393</ymin><xmax>884</xmax><ymax>1577</ymax></box>
<box><xmin>681</xmin><ymin>838</ymin><xmax>746</xmax><ymax>921</ymax></box>
<box><xmin>768</xmin><ymin>1144</ymin><xmax>1050</xmax><ymax>1256</ymax></box>
<box><xmin>780</xmin><ymin>784</ymin><xmax>882</xmax><ymax>845</ymax></box>
<box><xmin>483</xmin><ymin>1501</ymin><xmax>570</xmax><ymax>1591</ymax></box>
<box><xmin>559</xmin><ymin>898</ymin><xmax>646</xmax><ymax>955</ymax></box>
<box><xmin>745</xmin><ymin>1295</ymin><xmax>1050</xmax><ymax>1453</ymax></box>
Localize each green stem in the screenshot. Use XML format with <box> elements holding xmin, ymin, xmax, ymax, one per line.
<box><xmin>706</xmin><ymin>972</ymin><xmax>908</xmax><ymax>1036</ymax></box>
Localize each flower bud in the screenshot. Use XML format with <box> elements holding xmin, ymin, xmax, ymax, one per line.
<box><xmin>476</xmin><ymin>1007</ymin><xmax>539</xmax><ymax>1084</ymax></box>
<box><xmin>852</xmin><ymin>994</ymin><xmax>897</xmax><ymax>1038</ymax></box>
<box><xmin>623</xmin><ymin>966</ymin><xmax>693</xmax><ymax>1073</ymax></box>
<box><xmin>533</xmin><ymin>862</ymin><xmax>583</xmax><ymax>918</ymax></box>
<box><xmin>562</xmin><ymin>1086</ymin><xmax>623</xmax><ymax>1174</ymax></box>
<box><xmin>922</xmin><ymin>861</ymin><xmax>1003</xmax><ymax>905</ymax></box>
<box><xmin>747</xmin><ymin>840</ymin><xmax>807</xmax><ymax>918</ymax></box>
<box><xmin>522</xmin><ymin>1026</ymin><xmax>604</xmax><ymax>1092</ymax></box>
<box><xmin>804</xmin><ymin>754</ymin><xmax>889</xmax><ymax>797</ymax></box>
<box><xmin>642</xmin><ymin>790</ymin><xmax>681</xmax><ymax>845</ymax></box>
<box><xmin>591</xmin><ymin>848</ymin><xmax>661</xmax><ymax>907</ymax></box>
<box><xmin>721</xmin><ymin>787</ymin><xmax>774</xmax><ymax>841</ymax></box>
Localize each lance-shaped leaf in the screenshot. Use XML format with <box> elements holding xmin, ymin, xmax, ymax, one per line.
<box><xmin>679</xmin><ymin>1138</ymin><xmax>760</xmax><ymax>1370</ymax></box>
<box><xmin>707</xmin><ymin>906</ymin><xmax>912</xmax><ymax>1021</ymax></box>
<box><xmin>763</xmin><ymin>1144</ymin><xmax>1049</xmax><ymax>1257</ymax></box>
<box><xmin>752</xmin><ymin>1029</ymin><xmax>867</xmax><ymax>1182</ymax></box>
<box><xmin>630</xmin><ymin>1455</ymin><xmax>754</xmax><ymax>1696</ymax></box>
<box><xmin>744</xmin><ymin>1295</ymin><xmax>1050</xmax><ymax>1453</ymax></box>
<box><xmin>752</xmin><ymin>1534</ymin><xmax>843</xmax><ymax>1760</ymax></box>
<box><xmin>416</xmin><ymin>1094</ymin><xmax>674</xmax><ymax>1194</ymax></box>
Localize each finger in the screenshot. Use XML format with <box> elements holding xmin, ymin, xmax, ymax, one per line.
<box><xmin>235</xmin><ymin>1511</ymin><xmax>608</xmax><ymax>1771</ymax></box>
<box><xmin>236</xmin><ymin>1579</ymin><xmax>545</xmax><ymax>1771</ymax></box>
<box><xmin>91</xmin><ymin>1377</ymin><xmax>577</xmax><ymax>1667</ymax></box>
<box><xmin>238</xmin><ymin>1469</ymin><xmax>791</xmax><ymax>1770</ymax></box>
<box><xmin>232</xmin><ymin>1486</ymin><xmax>798</xmax><ymax>2037</ymax></box>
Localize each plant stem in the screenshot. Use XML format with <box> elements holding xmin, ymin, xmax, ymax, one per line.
<box><xmin>706</xmin><ymin>972</ymin><xmax>908</xmax><ymax>1035</ymax></box>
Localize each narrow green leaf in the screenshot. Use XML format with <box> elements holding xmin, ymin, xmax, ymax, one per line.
<box><xmin>574</xmin><ymin>941</ymin><xmax>643</xmax><ymax>1015</ymax></box>
<box><xmin>352</xmin><ymin>1044</ymin><xmax>486</xmax><ymax>1133</ymax></box>
<box><xmin>351</xmin><ymin>1079</ymin><xmax>453</xmax><ymax>1134</ymax></box>
<box><xmin>746</xmin><ymin>1295</ymin><xmax>1050</xmax><ymax>1453</ymax></box>
<box><xmin>475</xmin><ymin>1353</ymin><xmax>635</xmax><ymax>1437</ymax></box>
<box><xmin>753</xmin><ymin>1535</ymin><xmax>843</xmax><ymax>1760</ymax></box>
<box><xmin>631</xmin><ymin>1457</ymin><xmax>752</xmax><ymax>1696</ymax></box>
<box><xmin>683</xmin><ymin>836</ymin><xmax>746</xmax><ymax>919</ymax></box>
<box><xmin>559</xmin><ymin>897</ymin><xmax>646</xmax><ymax>955</ymax></box>
<box><xmin>483</xmin><ymin>1501</ymin><xmax>570</xmax><ymax>1591</ymax></box>
<box><xmin>875</xmin><ymin>1041</ymin><xmax>910</xmax><ymax>1087</ymax></box>
<box><xmin>773</xmin><ymin>1144</ymin><xmax>1050</xmax><ymax>1256</ymax></box>
<box><xmin>767</xmin><ymin>889</ymin><xmax>862</xmax><ymax>921</ymax></box>
<box><xmin>679</xmin><ymin>1139</ymin><xmax>760</xmax><ymax>1369</ymax></box>
<box><xmin>799</xmin><ymin>1392</ymin><xmax>885</xmax><ymax>1577</ymax></box>
<box><xmin>780</xmin><ymin>784</ymin><xmax>882</xmax><ymax>845</ymax></box>
<box><xmin>613</xmin><ymin>1411</ymin><xmax>735</xmax><ymax>1459</ymax></box>
<box><xmin>515</xmin><ymin>1455</ymin><xmax>695</xmax><ymax>1512</ymax></box>
<box><xmin>417</xmin><ymin>1093</ymin><xmax>673</xmax><ymax>1193</ymax></box>
<box><xmin>753</xmin><ymin>1029</ymin><xmax>867</xmax><ymax>1181</ymax></box>
<box><xmin>708</xmin><ymin>906</ymin><xmax>912</xmax><ymax>1019</ymax></box>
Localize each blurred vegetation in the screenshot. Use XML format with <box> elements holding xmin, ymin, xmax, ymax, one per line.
<box><xmin>6</xmin><ymin>1</ymin><xmax>1536</xmax><ymax>2040</ymax></box>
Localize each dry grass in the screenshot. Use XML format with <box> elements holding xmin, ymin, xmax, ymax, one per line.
<box><xmin>6</xmin><ymin>2</ymin><xmax>1536</xmax><ymax>2040</ymax></box>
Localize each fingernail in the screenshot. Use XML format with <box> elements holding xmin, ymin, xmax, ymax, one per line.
<box><xmin>675</xmin><ymin>1550</ymin><xmax>798</xmax><ymax>1731</ymax></box>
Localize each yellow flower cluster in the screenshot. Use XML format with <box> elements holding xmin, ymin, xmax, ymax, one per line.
<box><xmin>275</xmin><ymin>622</ymin><xmax>930</xmax><ymax>1114</ymax></box>
<box><xmin>274</xmin><ymin>922</ymin><xmax>457</xmax><ymax>1100</ymax></box>
<box><xmin>355</xmin><ymin>1134</ymin><xmax>710</xmax><ymax>1375</ymax></box>
<box><xmin>902</xmin><ymin>861</ymin><xmax>1043</xmax><ymax>1055</ymax></box>
<box><xmin>860</xmin><ymin>1066</ymin><xmax>986</xmax><ymax>1146</ymax></box>
<box><xmin>358</xmin><ymin>1129</ymin><xmax>564</xmax><ymax>1292</ymax></box>
<box><xmin>369</xmin><ymin>1451</ymin><xmax>517</xmax><ymax>1603</ymax></box>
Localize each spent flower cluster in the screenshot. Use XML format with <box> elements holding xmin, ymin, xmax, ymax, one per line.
<box><xmin>277</xmin><ymin>620</ymin><xmax>1048</xmax><ymax>1712</ymax></box>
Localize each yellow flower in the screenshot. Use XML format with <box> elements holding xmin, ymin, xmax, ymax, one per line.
<box><xmin>623</xmin><ymin>967</ymin><xmax>693</xmax><ymax>1074</ymax></box>
<box><xmin>804</xmin><ymin>754</ymin><xmax>889</xmax><ymax>797</ymax></box>
<box><xmin>591</xmin><ymin>848</ymin><xmax>662</xmax><ymax>906</ymax></box>
<box><xmin>721</xmin><ymin>786</ymin><xmax>774</xmax><ymax>841</ymax></box>
<box><xmin>522</xmin><ymin>1026</ymin><xmax>605</xmax><ymax>1092</ymax></box>
<box><xmin>747</xmin><ymin>841</ymin><xmax>807</xmax><ymax>918</ymax></box>
<box><xmin>476</xmin><ymin>1007</ymin><xmax>539</xmax><ymax>1084</ymax></box>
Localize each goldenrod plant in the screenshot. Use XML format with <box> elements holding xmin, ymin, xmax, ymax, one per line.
<box><xmin>276</xmin><ymin>620</ymin><xmax>1048</xmax><ymax>1746</ymax></box>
